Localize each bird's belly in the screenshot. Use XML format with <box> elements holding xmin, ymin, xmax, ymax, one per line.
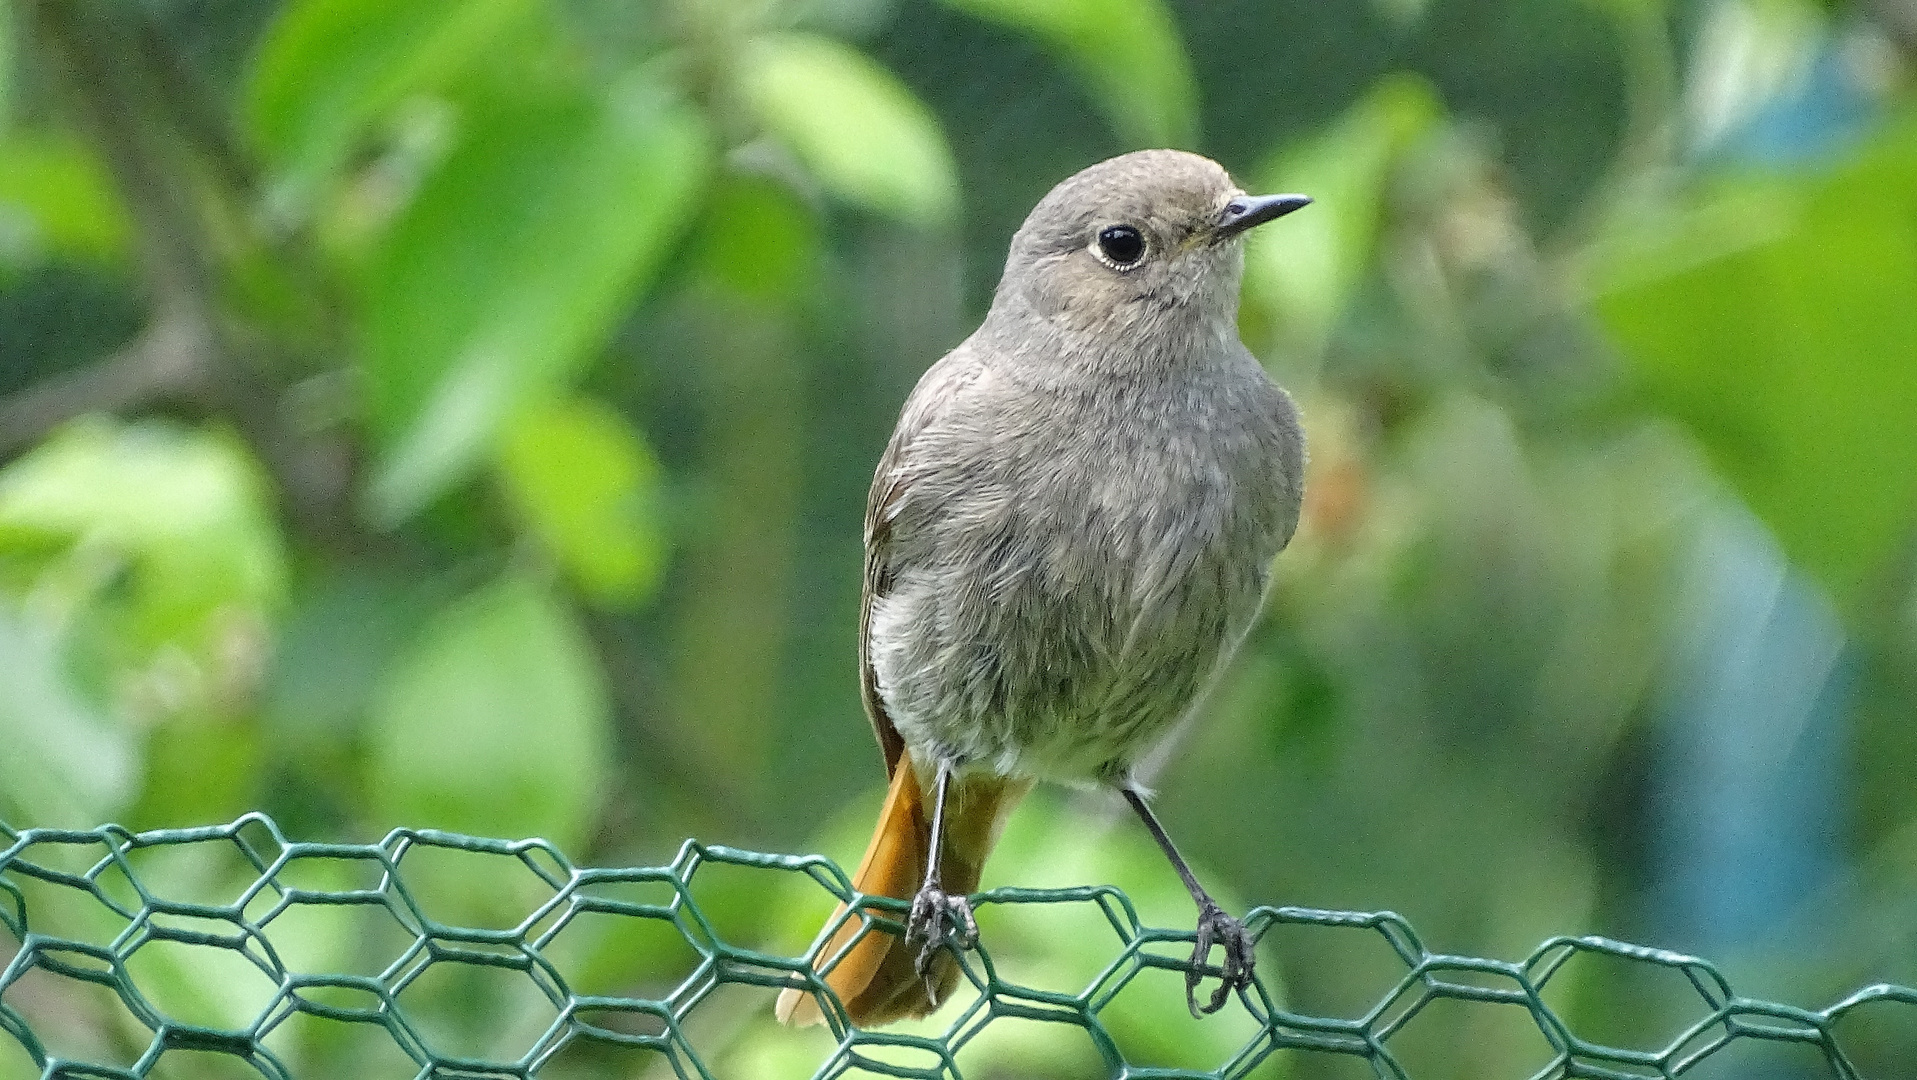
<box><xmin>869</xmin><ymin>485</ymin><xmax>1266</xmax><ymax>785</ymax></box>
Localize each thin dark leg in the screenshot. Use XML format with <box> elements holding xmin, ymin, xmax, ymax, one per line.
<box><xmin>907</xmin><ymin>760</ymin><xmax>976</xmax><ymax>978</ymax></box>
<box><xmin>1122</xmin><ymin>785</ymin><xmax>1255</xmax><ymax>1017</ymax></box>
<box><xmin>1122</xmin><ymin>786</ymin><xmax>1215</xmax><ymax>904</ymax></box>
<box><xmin>922</xmin><ymin>760</ymin><xmax>955</xmax><ymax>893</ymax></box>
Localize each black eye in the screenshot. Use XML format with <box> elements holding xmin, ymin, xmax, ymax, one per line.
<box><xmin>1096</xmin><ymin>224</ymin><xmax>1146</xmax><ymax>267</ymax></box>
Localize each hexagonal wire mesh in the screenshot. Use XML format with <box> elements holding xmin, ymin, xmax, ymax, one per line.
<box><xmin>0</xmin><ymin>813</ymin><xmax>1911</xmax><ymax>1079</ymax></box>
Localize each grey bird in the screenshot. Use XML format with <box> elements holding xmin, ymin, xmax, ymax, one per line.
<box><xmin>776</xmin><ymin>149</ymin><xmax>1309</xmax><ymax>1028</ymax></box>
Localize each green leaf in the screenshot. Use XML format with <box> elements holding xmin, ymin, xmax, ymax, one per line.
<box><xmin>1244</xmin><ymin>73</ymin><xmax>1441</xmax><ymax>359</ymax></box>
<box><xmin>0</xmin><ymin>605</ymin><xmax>135</xmax><ymax>827</ymax></box>
<box><xmin>0</xmin><ymin>135</ymin><xmax>133</xmax><ymax>270</ymax></box>
<box><xmin>360</xmin><ymin>79</ymin><xmax>709</xmax><ymax>525</ymax></box>
<box><xmin>1595</xmin><ymin>121</ymin><xmax>1917</xmax><ymax>607</ymax></box>
<box><xmin>0</xmin><ymin>419</ymin><xmax>286</xmax><ymax>650</ymax></box>
<box><xmin>0</xmin><ymin>419</ymin><xmax>283</xmax><ymax>780</ymax></box>
<box><xmin>366</xmin><ymin>573</ymin><xmax>611</xmax><ymax>846</ymax></box>
<box><xmin>938</xmin><ymin>0</ymin><xmax>1197</xmax><ymax>148</ymax></box>
<box><xmin>497</xmin><ymin>396</ymin><xmax>667</xmax><ymax>607</ymax></box>
<box><xmin>740</xmin><ymin>33</ymin><xmax>958</xmax><ymax>227</ymax></box>
<box><xmin>246</xmin><ymin>0</ymin><xmax>536</xmax><ymax>213</ymax></box>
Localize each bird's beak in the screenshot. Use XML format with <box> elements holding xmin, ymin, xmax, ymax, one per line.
<box><xmin>1216</xmin><ymin>193</ymin><xmax>1312</xmax><ymax>239</ymax></box>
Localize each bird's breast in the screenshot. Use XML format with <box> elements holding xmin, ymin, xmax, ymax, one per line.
<box><xmin>871</xmin><ymin>367</ymin><xmax>1290</xmax><ymax>784</ymax></box>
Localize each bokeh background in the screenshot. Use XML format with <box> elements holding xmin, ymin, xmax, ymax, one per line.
<box><xmin>3</xmin><ymin>0</ymin><xmax>1917</xmax><ymax>1075</ymax></box>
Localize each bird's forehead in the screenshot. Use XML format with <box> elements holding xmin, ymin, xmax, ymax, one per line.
<box><xmin>1031</xmin><ymin>150</ymin><xmax>1238</xmax><ymax>232</ymax></box>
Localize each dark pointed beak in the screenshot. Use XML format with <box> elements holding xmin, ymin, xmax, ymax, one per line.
<box><xmin>1216</xmin><ymin>193</ymin><xmax>1312</xmax><ymax>239</ymax></box>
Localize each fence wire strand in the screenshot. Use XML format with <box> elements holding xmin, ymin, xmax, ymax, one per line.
<box><xmin>1</xmin><ymin>813</ymin><xmax>1911</xmax><ymax>1079</ymax></box>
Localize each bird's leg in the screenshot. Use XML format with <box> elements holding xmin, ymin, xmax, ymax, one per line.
<box><xmin>1121</xmin><ymin>785</ymin><xmax>1255</xmax><ymax>1018</ymax></box>
<box><xmin>906</xmin><ymin>760</ymin><xmax>976</xmax><ymax>977</ymax></box>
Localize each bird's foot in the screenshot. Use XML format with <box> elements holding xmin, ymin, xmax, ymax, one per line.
<box><xmin>1186</xmin><ymin>899</ymin><xmax>1255</xmax><ymax>1018</ymax></box>
<box><xmin>906</xmin><ymin>883</ymin><xmax>977</xmax><ymax>976</ymax></box>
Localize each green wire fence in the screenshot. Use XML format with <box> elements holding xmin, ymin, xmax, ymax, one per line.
<box><xmin>1</xmin><ymin>813</ymin><xmax>1911</xmax><ymax>1079</ymax></box>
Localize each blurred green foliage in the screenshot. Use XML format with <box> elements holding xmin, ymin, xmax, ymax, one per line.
<box><xmin>1598</xmin><ymin>120</ymin><xmax>1917</xmax><ymax>605</ymax></box>
<box><xmin>2</xmin><ymin>0</ymin><xmax>1916</xmax><ymax>1075</ymax></box>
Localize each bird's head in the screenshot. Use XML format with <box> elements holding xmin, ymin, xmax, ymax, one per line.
<box><xmin>992</xmin><ymin>149</ymin><xmax>1310</xmax><ymax>340</ymax></box>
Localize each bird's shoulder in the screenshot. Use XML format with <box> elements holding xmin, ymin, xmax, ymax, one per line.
<box><xmin>894</xmin><ymin>340</ymin><xmax>998</xmax><ymax>438</ymax></box>
<box><xmin>865</xmin><ymin>339</ymin><xmax>995</xmax><ymax>533</ymax></box>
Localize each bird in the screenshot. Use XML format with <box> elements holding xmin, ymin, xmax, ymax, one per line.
<box><xmin>775</xmin><ymin>149</ymin><xmax>1309</xmax><ymax>1029</ymax></box>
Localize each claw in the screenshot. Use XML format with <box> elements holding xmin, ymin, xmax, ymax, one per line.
<box><xmin>1186</xmin><ymin>900</ymin><xmax>1255</xmax><ymax>1018</ymax></box>
<box><xmin>907</xmin><ymin>885</ymin><xmax>975</xmax><ymax>978</ymax></box>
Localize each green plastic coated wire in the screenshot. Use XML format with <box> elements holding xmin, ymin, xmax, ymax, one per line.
<box><xmin>1</xmin><ymin>814</ymin><xmax>1911</xmax><ymax>1079</ymax></box>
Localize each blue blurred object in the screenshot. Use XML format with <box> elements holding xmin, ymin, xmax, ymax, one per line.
<box><xmin>1710</xmin><ymin>36</ymin><xmax>1881</xmax><ymax>166</ymax></box>
<box><xmin>1653</xmin><ymin>506</ymin><xmax>1848</xmax><ymax>956</ymax></box>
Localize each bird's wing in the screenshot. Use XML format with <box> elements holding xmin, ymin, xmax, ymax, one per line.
<box><xmin>859</xmin><ymin>466</ymin><xmax>908</xmax><ymax>777</ymax></box>
<box><xmin>860</xmin><ymin>345</ymin><xmax>986</xmax><ymax>777</ymax></box>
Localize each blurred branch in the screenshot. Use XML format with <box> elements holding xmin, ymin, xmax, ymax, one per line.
<box><xmin>0</xmin><ymin>317</ymin><xmax>210</xmax><ymax>456</ymax></box>
<box><xmin>10</xmin><ymin>0</ymin><xmax>360</xmax><ymax>540</ymax></box>
<box><xmin>28</xmin><ymin>0</ymin><xmax>219</xmax><ymax>317</ymax></box>
<box><xmin>201</xmin><ymin>329</ymin><xmax>361</xmax><ymax>547</ymax></box>
<box><xmin>128</xmin><ymin>10</ymin><xmax>261</xmax><ymax>200</ymax></box>
<box><xmin>8</xmin><ymin>0</ymin><xmax>225</xmax><ymax>443</ymax></box>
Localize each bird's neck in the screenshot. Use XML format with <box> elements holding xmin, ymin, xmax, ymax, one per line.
<box><xmin>977</xmin><ymin>282</ymin><xmax>1241</xmax><ymax>382</ymax></box>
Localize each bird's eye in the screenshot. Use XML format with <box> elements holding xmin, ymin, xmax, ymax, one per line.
<box><xmin>1095</xmin><ymin>225</ymin><xmax>1146</xmax><ymax>268</ymax></box>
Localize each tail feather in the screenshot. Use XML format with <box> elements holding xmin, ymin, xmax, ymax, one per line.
<box><xmin>776</xmin><ymin>759</ymin><xmax>1029</xmax><ymax>1027</ymax></box>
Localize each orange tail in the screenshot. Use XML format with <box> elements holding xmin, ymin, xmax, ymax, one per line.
<box><xmin>776</xmin><ymin>758</ymin><xmax>1030</xmax><ymax>1027</ymax></box>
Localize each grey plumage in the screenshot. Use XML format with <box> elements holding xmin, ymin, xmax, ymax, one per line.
<box><xmin>863</xmin><ymin>148</ymin><xmax>1307</xmax><ymax>790</ymax></box>
<box><xmin>776</xmin><ymin>149</ymin><xmax>1308</xmax><ymax>1029</ymax></box>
